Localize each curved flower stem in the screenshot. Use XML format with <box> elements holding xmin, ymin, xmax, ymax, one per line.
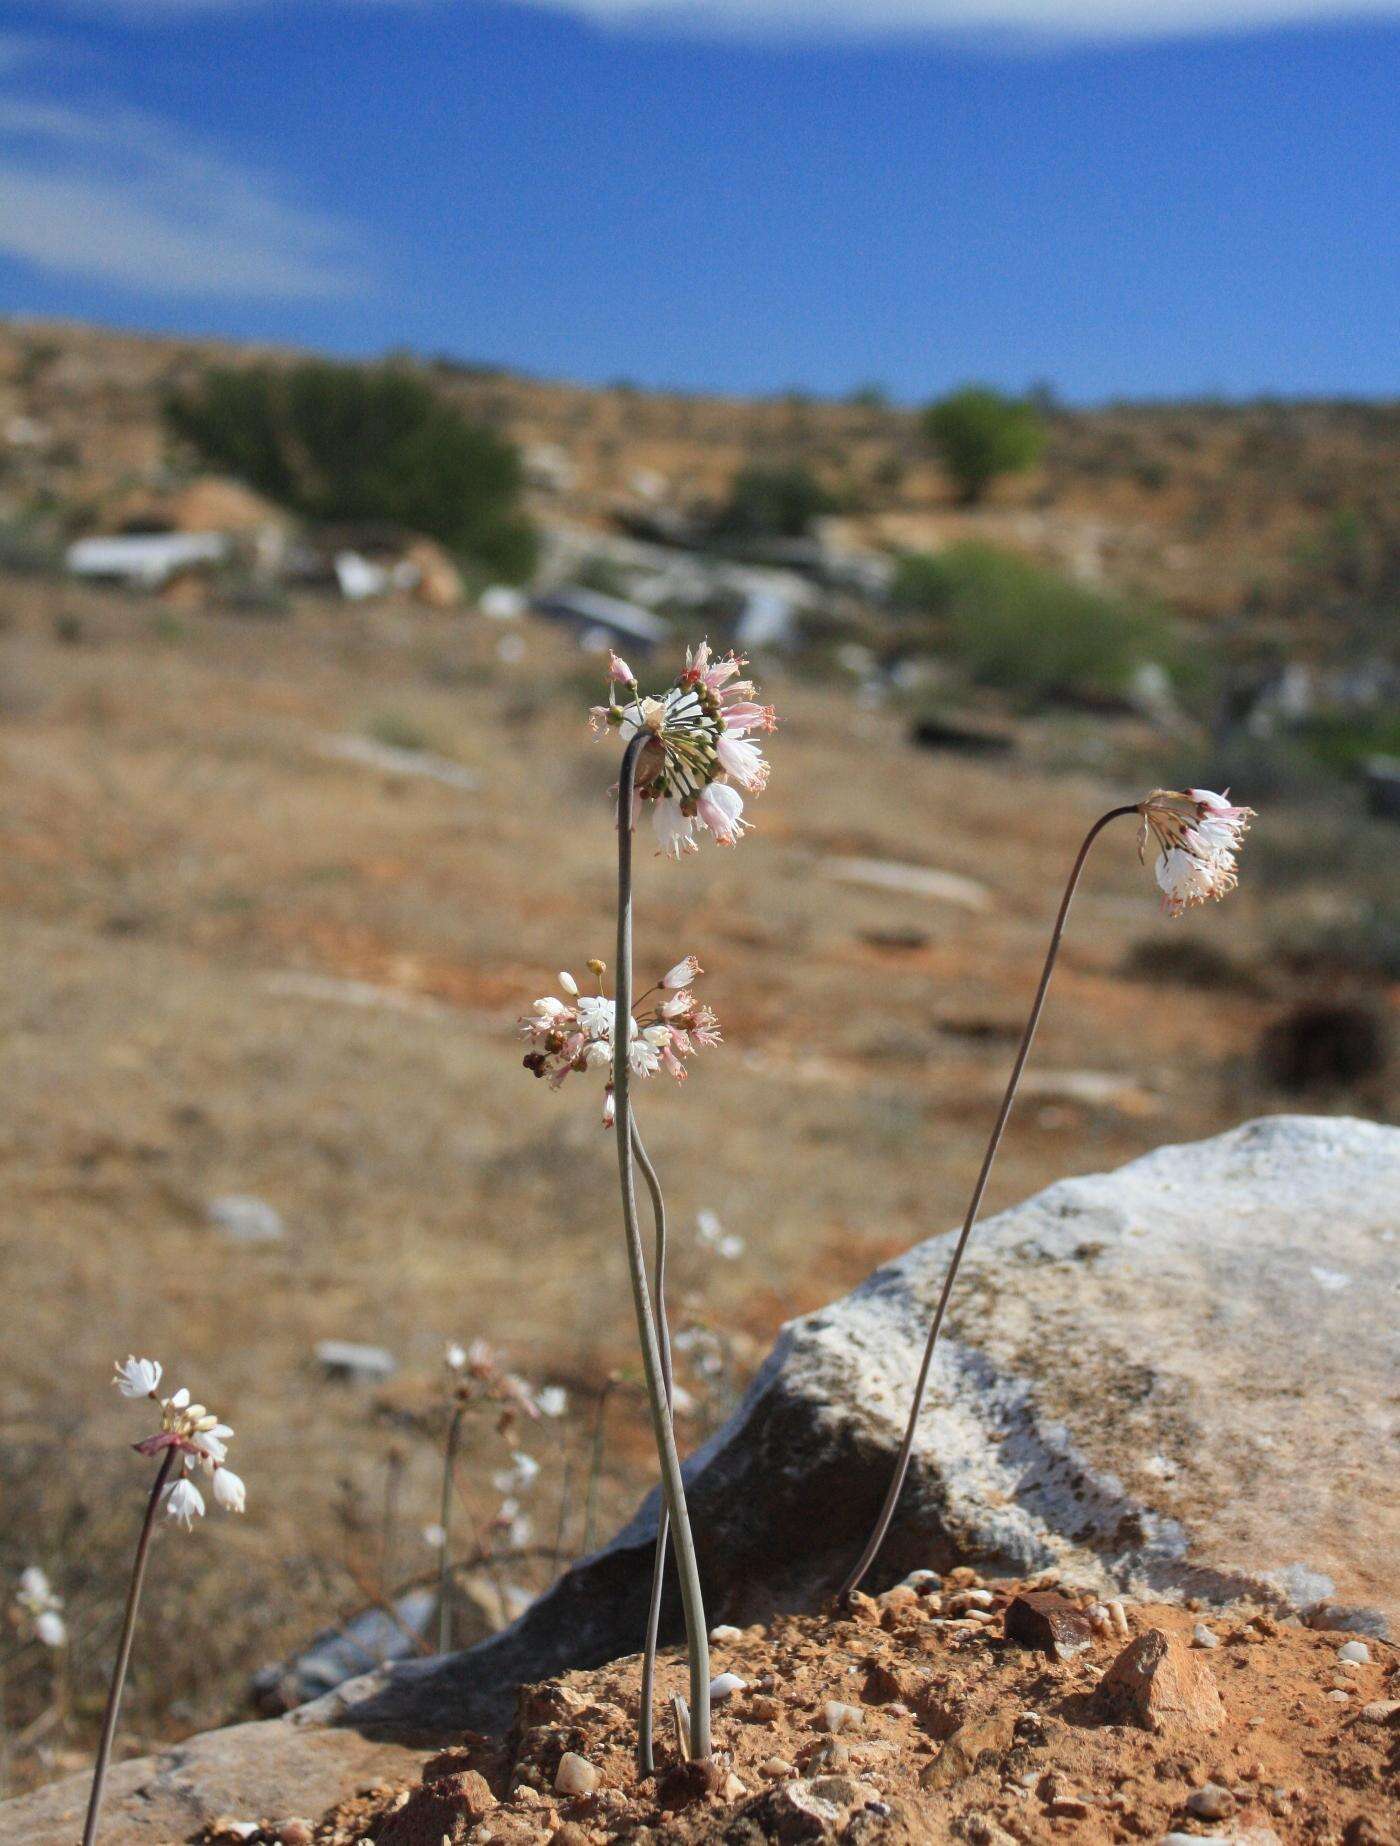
<box><xmin>632</xmin><ymin>1115</ymin><xmax>673</xmax><ymax>1776</ymax></box>
<box><xmin>613</xmin><ymin>732</ymin><xmax>711</xmax><ymax>1763</ymax></box>
<box><xmin>82</xmin><ymin>1448</ymin><xmax>176</xmax><ymax>1846</ymax></box>
<box><xmin>437</xmin><ymin>1404</ymin><xmax>466</xmax><ymax>1654</ymax></box>
<box><xmin>839</xmin><ymin>805</ymin><xmax>1138</xmax><ymax>1601</ymax></box>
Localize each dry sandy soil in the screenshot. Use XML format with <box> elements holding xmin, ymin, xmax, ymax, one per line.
<box><xmin>303</xmin><ymin>1572</ymin><xmax>1399</xmax><ymax>1845</ymax></box>
<box><xmin>0</xmin><ymin>572</ymin><xmax>1392</xmax><ymax>1794</ymax></box>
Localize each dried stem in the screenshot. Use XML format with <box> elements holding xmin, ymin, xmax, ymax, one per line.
<box><xmin>613</xmin><ymin>732</ymin><xmax>711</xmax><ymax>1762</ymax></box>
<box><xmin>436</xmin><ymin>1404</ymin><xmax>466</xmax><ymax>1654</ymax></box>
<box><xmin>81</xmin><ymin>1448</ymin><xmax>176</xmax><ymax>1846</ymax></box>
<box><xmin>632</xmin><ymin>1115</ymin><xmax>673</xmax><ymax>1775</ymax></box>
<box><xmin>839</xmin><ymin>805</ymin><xmax>1138</xmax><ymax>1600</ymax></box>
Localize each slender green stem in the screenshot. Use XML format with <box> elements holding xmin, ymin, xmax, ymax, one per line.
<box><xmin>839</xmin><ymin>806</ymin><xmax>1138</xmax><ymax>1600</ymax></box>
<box><xmin>81</xmin><ymin>1448</ymin><xmax>176</xmax><ymax>1846</ymax></box>
<box><xmin>632</xmin><ymin>1116</ymin><xmax>673</xmax><ymax>1776</ymax></box>
<box><xmin>613</xmin><ymin>732</ymin><xmax>711</xmax><ymax>1763</ymax></box>
<box><xmin>437</xmin><ymin>1404</ymin><xmax>466</xmax><ymax>1654</ymax></box>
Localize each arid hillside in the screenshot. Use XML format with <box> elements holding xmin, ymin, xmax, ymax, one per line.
<box><xmin>3</xmin><ymin>317</ymin><xmax>1398</xmax><ymax>630</ymax></box>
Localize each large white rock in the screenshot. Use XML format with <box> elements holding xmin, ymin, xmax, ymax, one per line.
<box><xmin>5</xmin><ymin>1116</ymin><xmax>1393</xmax><ymax>1844</ymax></box>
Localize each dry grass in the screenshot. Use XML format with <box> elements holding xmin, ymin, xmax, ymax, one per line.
<box><xmin>0</xmin><ymin>574</ymin><xmax>1390</xmax><ymax>1793</ymax></box>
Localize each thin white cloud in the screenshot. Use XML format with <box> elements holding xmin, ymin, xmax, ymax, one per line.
<box><xmin>46</xmin><ymin>0</ymin><xmax>1400</xmax><ymax>41</ymax></box>
<box><xmin>0</xmin><ymin>86</ymin><xmax>362</xmax><ymax>300</ymax></box>
<box><xmin>517</xmin><ymin>0</ymin><xmax>1400</xmax><ymax>41</ymax></box>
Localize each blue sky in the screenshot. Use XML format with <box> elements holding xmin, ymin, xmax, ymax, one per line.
<box><xmin>0</xmin><ymin>1</ymin><xmax>1395</xmax><ymax>402</ymax></box>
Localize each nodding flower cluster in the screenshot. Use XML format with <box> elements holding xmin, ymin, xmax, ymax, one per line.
<box><xmin>444</xmin><ymin>1337</ymin><xmax>567</xmax><ymax>1432</ymax></box>
<box><xmin>113</xmin><ymin>1356</ymin><xmax>246</xmax><ymax>1528</ymax></box>
<box><xmin>518</xmin><ymin>956</ymin><xmax>721</xmax><ymax>1125</ymax></box>
<box><xmin>592</xmin><ymin>641</ymin><xmax>777</xmax><ymax>858</ymax></box>
<box><xmin>1138</xmin><ymin>787</ymin><xmax>1255</xmax><ymax>917</ymax></box>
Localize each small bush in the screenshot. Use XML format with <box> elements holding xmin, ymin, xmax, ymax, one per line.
<box><xmin>167</xmin><ymin>361</ymin><xmax>537</xmax><ymax>580</ymax></box>
<box><xmin>891</xmin><ymin>542</ymin><xmax>1172</xmax><ymax>704</ymax></box>
<box><xmin>922</xmin><ymin>386</ymin><xmax>1046</xmax><ymax>504</ymax></box>
<box><xmin>713</xmin><ymin>463</ymin><xmax>836</xmax><ymax>541</ymax></box>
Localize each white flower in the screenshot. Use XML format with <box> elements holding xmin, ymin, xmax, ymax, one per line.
<box><xmin>652</xmin><ymin>796</ymin><xmax>698</xmax><ymax>859</ymax></box>
<box><xmin>535</xmin><ymin>1386</ymin><xmax>568</xmax><ymax>1418</ymax></box>
<box><xmin>18</xmin><ymin>1566</ymin><xmax>52</xmax><ymax>1605</ymax></box>
<box><xmin>165</xmin><ymin>1477</ymin><xmax>205</xmax><ymax>1529</ymax></box>
<box><xmin>211</xmin><ymin>1467</ymin><xmax>246</xmax><ymax>1514</ymax></box>
<box><xmin>34</xmin><ymin>1609</ymin><xmax>67</xmax><ymax>1648</ymax></box>
<box><xmin>662</xmin><ymin>955</ymin><xmax>702</xmax><ymax>989</ymax></box>
<box><xmin>423</xmin><ymin>1522</ymin><xmax>447</xmax><ymax>1549</ymax></box>
<box><xmin>628</xmin><ymin>1038</ymin><xmax>662</xmax><ymax>1077</ymax></box>
<box><xmin>558</xmin><ymin>970</ymin><xmax>579</xmax><ymax>996</ymax></box>
<box><xmin>493</xmin><ymin>1451</ymin><xmax>540</xmax><ymax>1495</ymax></box>
<box><xmin>193</xmin><ymin>1423</ymin><xmax>234</xmax><ymax>1466</ymax></box>
<box><xmin>445</xmin><ymin>1342</ymin><xmax>467</xmax><ymax>1372</ymax></box>
<box><xmin>114</xmin><ymin>1356</ymin><xmax>162</xmax><ymax>1399</ymax></box>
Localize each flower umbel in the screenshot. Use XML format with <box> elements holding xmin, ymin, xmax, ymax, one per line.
<box><xmin>1137</xmin><ymin>787</ymin><xmax>1255</xmax><ymax>917</ymax></box>
<box><xmin>592</xmin><ymin>640</ymin><xmax>778</xmax><ymax>857</ymax></box>
<box><xmin>116</xmin><ymin>1359</ymin><xmax>247</xmax><ymax>1525</ymax></box>
<box><xmin>518</xmin><ymin>957</ymin><xmax>722</xmax><ymax>1124</ymax></box>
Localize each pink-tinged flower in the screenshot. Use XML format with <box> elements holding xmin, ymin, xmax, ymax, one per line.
<box><xmin>1137</xmin><ymin>787</ymin><xmax>1255</xmax><ymax>917</ymax></box>
<box><xmin>607</xmin><ymin>651</ymin><xmax>637</xmax><ymax>687</ymax></box>
<box><xmin>517</xmin><ymin>957</ymin><xmax>723</xmax><ymax>1123</ymax></box>
<box><xmin>593</xmin><ymin>639</ymin><xmax>777</xmax><ymax>855</ymax></box>
<box><xmin>119</xmin><ymin>1363</ymin><xmax>247</xmax><ymax>1518</ymax></box>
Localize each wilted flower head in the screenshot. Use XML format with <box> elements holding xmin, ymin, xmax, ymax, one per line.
<box><xmin>592</xmin><ymin>640</ymin><xmax>778</xmax><ymax>858</ymax></box>
<box><xmin>518</xmin><ymin>957</ymin><xmax>723</xmax><ymax>1123</ymax></box>
<box><xmin>14</xmin><ymin>1566</ymin><xmax>66</xmax><ymax>1648</ymax></box>
<box><xmin>115</xmin><ymin>1358</ymin><xmax>247</xmax><ymax>1525</ymax></box>
<box><xmin>1137</xmin><ymin>787</ymin><xmax>1255</xmax><ymax>918</ymax></box>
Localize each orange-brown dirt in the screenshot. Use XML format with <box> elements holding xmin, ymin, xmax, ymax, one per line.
<box><xmin>289</xmin><ymin>1574</ymin><xmax>1398</xmax><ymax>1846</ymax></box>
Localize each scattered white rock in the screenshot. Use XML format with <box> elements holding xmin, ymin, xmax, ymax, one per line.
<box><xmin>1191</xmin><ymin>1622</ymin><xmax>1220</xmax><ymax>1649</ymax></box>
<box><xmin>317</xmin><ymin>733</ymin><xmax>478</xmax><ymax>792</ymax></box>
<box><xmin>709</xmin><ymin>1672</ymin><xmax>747</xmax><ymax>1701</ymax></box>
<box><xmin>1309</xmin><ymin>1265</ymin><xmax>1351</xmax><ymax>1292</ymax></box>
<box><xmin>709</xmin><ymin>1623</ymin><xmax>744</xmax><ymax>1643</ymax></box>
<box><xmin>314</xmin><ymin>1339</ymin><xmax>396</xmax><ymax>1383</ymax></box>
<box><xmin>554</xmin><ymin>1752</ymin><xmax>599</xmax><ymax>1797</ymax></box>
<box><xmin>822</xmin><ymin>856</ymin><xmax>991</xmax><ymax>911</ymax></box>
<box><xmin>1186</xmin><ymin>1782</ymin><xmax>1235</xmax><ymax>1820</ymax></box>
<box><xmin>902</xmin><ymin>1569</ymin><xmax>941</xmax><ymax>1591</ymax></box>
<box><xmin>818</xmin><ymin>1700</ymin><xmax>864</xmax><ymax>1734</ymax></box>
<box><xmin>1360</xmin><ymin>1699</ymin><xmax>1400</xmax><ymax>1722</ymax></box>
<box><xmin>1337</xmin><ymin>1639</ymin><xmax>1371</xmax><ymax>1664</ymax></box>
<box><xmin>207</xmin><ymin>1195</ymin><xmax>284</xmax><ymax>1245</ymax></box>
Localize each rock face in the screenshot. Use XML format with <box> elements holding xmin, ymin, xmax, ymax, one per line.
<box><xmin>4</xmin><ymin>1115</ymin><xmax>1395</xmax><ymax>1844</ymax></box>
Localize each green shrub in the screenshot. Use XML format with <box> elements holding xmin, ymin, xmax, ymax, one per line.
<box><xmin>713</xmin><ymin>463</ymin><xmax>836</xmax><ymax>541</ymax></box>
<box><xmin>891</xmin><ymin>542</ymin><xmax>1173</xmax><ymax>703</ymax></box>
<box><xmin>921</xmin><ymin>386</ymin><xmax>1046</xmax><ymax>504</ymax></box>
<box><xmin>167</xmin><ymin>361</ymin><xmax>537</xmax><ymax>580</ymax></box>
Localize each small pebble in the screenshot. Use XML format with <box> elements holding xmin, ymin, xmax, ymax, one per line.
<box><xmin>1360</xmin><ymin>1699</ymin><xmax>1400</xmax><ymax>1723</ymax></box>
<box><xmin>720</xmin><ymin>1772</ymin><xmax>747</xmax><ymax>1800</ymax></box>
<box><xmin>709</xmin><ymin>1623</ymin><xmax>744</xmax><ymax>1643</ymax></box>
<box><xmin>761</xmin><ymin>1757</ymin><xmax>796</xmax><ymax>1778</ymax></box>
<box><xmin>1106</xmin><ymin>1598</ymin><xmax>1130</xmax><ymax>1637</ymax></box>
<box><xmin>819</xmin><ymin>1700</ymin><xmax>864</xmax><ymax>1734</ymax></box>
<box><xmin>1327</xmin><ymin>1688</ymin><xmax>1351</xmax><ymax>1702</ymax></box>
<box><xmin>277</xmin><ymin>1826</ymin><xmax>314</xmax><ymax>1846</ymax></box>
<box><xmin>902</xmin><ymin>1569</ymin><xmax>941</xmax><ymax>1591</ymax></box>
<box><xmin>709</xmin><ymin>1672</ymin><xmax>747</xmax><ymax>1701</ymax></box>
<box><xmin>1337</xmin><ymin>1639</ymin><xmax>1370</xmax><ymax>1664</ymax></box>
<box><xmin>1192</xmin><ymin>1623</ymin><xmax>1220</xmax><ymax>1649</ymax></box>
<box><xmin>1186</xmin><ymin>1783</ymin><xmax>1235</xmax><ymax>1820</ymax></box>
<box><xmin>878</xmin><ymin>1583</ymin><xmax>919</xmax><ymax>1610</ymax></box>
<box><xmin>554</xmin><ymin>1753</ymin><xmax>600</xmax><ymax>1797</ymax></box>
